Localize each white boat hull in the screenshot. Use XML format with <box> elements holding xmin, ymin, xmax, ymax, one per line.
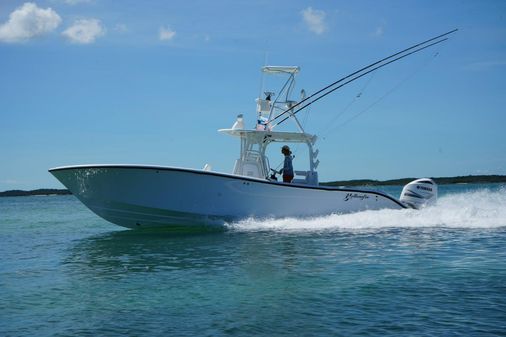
<box><xmin>49</xmin><ymin>165</ymin><xmax>406</xmax><ymax>229</ymax></box>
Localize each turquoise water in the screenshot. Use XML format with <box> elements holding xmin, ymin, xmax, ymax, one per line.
<box><xmin>1</xmin><ymin>184</ymin><xmax>505</xmax><ymax>336</ymax></box>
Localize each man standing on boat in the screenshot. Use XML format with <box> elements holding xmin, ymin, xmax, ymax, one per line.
<box><xmin>281</xmin><ymin>145</ymin><xmax>294</xmax><ymax>183</ymax></box>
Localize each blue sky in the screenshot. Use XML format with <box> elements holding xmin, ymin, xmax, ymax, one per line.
<box><xmin>1</xmin><ymin>0</ymin><xmax>505</xmax><ymax>190</ymax></box>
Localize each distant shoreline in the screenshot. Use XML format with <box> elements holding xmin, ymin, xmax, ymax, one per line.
<box><xmin>1</xmin><ymin>175</ymin><xmax>505</xmax><ymax>197</ymax></box>
<box><xmin>320</xmin><ymin>175</ymin><xmax>506</xmax><ymax>187</ymax></box>
<box><xmin>0</xmin><ymin>189</ymin><xmax>72</xmax><ymax>197</ymax></box>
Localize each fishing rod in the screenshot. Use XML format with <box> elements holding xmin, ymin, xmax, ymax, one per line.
<box><xmin>274</xmin><ymin>37</ymin><xmax>450</xmax><ymax>127</ymax></box>
<box><xmin>270</xmin><ymin>28</ymin><xmax>458</xmax><ymax>126</ymax></box>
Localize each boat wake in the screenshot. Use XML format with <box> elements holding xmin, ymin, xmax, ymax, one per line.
<box><xmin>226</xmin><ymin>187</ymin><xmax>506</xmax><ymax>232</ymax></box>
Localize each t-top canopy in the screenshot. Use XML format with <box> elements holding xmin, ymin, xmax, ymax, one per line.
<box><xmin>262</xmin><ymin>66</ymin><xmax>300</xmax><ymax>74</ymax></box>
<box><xmin>218</xmin><ymin>129</ymin><xmax>316</xmax><ymax>144</ymax></box>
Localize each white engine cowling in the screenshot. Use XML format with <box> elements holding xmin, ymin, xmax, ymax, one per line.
<box><xmin>400</xmin><ymin>178</ymin><xmax>438</xmax><ymax>209</ymax></box>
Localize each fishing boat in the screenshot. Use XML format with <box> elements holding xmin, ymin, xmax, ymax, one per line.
<box><xmin>49</xmin><ymin>30</ymin><xmax>456</xmax><ymax>229</ymax></box>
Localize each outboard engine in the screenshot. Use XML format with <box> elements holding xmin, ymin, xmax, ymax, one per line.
<box><xmin>400</xmin><ymin>178</ymin><xmax>438</xmax><ymax>209</ymax></box>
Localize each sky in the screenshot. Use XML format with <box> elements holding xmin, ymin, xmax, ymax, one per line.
<box><xmin>0</xmin><ymin>0</ymin><xmax>505</xmax><ymax>190</ymax></box>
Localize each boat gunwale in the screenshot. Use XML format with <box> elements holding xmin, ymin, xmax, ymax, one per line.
<box><xmin>49</xmin><ymin>164</ymin><xmax>407</xmax><ymax>208</ymax></box>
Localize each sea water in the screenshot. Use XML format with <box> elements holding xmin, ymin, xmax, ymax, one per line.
<box><xmin>1</xmin><ymin>184</ymin><xmax>505</xmax><ymax>336</ymax></box>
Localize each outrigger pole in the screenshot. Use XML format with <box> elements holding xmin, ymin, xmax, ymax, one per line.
<box><xmin>271</xmin><ymin>29</ymin><xmax>458</xmax><ymax>127</ymax></box>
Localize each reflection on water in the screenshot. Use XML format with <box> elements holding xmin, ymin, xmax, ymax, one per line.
<box><xmin>65</xmin><ymin>228</ymin><xmax>339</xmax><ymax>279</ymax></box>
<box><xmin>64</xmin><ymin>226</ymin><xmax>506</xmax><ymax>279</ymax></box>
<box><xmin>66</xmin><ymin>230</ymin><xmax>236</xmax><ymax>275</ymax></box>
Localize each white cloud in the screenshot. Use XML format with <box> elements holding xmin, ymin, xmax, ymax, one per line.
<box><xmin>114</xmin><ymin>23</ymin><xmax>128</xmax><ymax>33</ymax></box>
<box><xmin>301</xmin><ymin>7</ymin><xmax>327</xmax><ymax>35</ymax></box>
<box><xmin>464</xmin><ymin>60</ymin><xmax>506</xmax><ymax>71</ymax></box>
<box><xmin>372</xmin><ymin>20</ymin><xmax>386</xmax><ymax>37</ymax></box>
<box><xmin>159</xmin><ymin>26</ymin><xmax>176</xmax><ymax>41</ymax></box>
<box><xmin>0</xmin><ymin>179</ymin><xmax>20</xmax><ymax>185</ymax></box>
<box><xmin>0</xmin><ymin>2</ymin><xmax>61</xmax><ymax>43</ymax></box>
<box><xmin>62</xmin><ymin>18</ymin><xmax>105</xmax><ymax>44</ymax></box>
<box><xmin>373</xmin><ymin>25</ymin><xmax>384</xmax><ymax>37</ymax></box>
